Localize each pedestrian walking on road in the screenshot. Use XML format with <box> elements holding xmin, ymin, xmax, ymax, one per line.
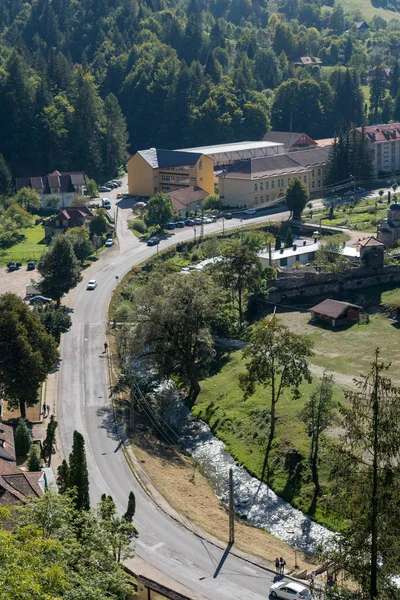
<box><xmin>280</xmin><ymin>557</ymin><xmax>286</xmax><ymax>575</ymax></box>
<box><xmin>103</xmin><ymin>342</ymin><xmax>108</xmax><ymax>353</ymax></box>
<box><xmin>275</xmin><ymin>557</ymin><xmax>280</xmax><ymax>574</ymax></box>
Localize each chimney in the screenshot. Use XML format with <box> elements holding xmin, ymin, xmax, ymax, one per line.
<box><xmin>280</xmin><ymin>248</ymin><xmax>284</xmax><ymax>254</ymax></box>
<box><xmin>303</xmin><ymin>240</ymin><xmax>307</xmax><ymax>246</ymax></box>
<box><xmin>293</xmin><ymin>244</ymin><xmax>297</xmax><ymax>251</ymax></box>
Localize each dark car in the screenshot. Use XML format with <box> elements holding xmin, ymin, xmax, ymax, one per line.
<box><xmin>7</xmin><ymin>262</ymin><xmax>18</xmax><ymax>271</ymax></box>
<box><xmin>27</xmin><ymin>261</ymin><xmax>36</xmax><ymax>270</ymax></box>
<box><xmin>29</xmin><ymin>295</ymin><xmax>52</xmax><ymax>304</ymax></box>
<box><xmin>175</xmin><ymin>221</ymin><xmax>185</xmax><ymax>228</ymax></box>
<box><xmin>185</xmin><ymin>219</ymin><xmax>195</xmax><ymax>226</ymax></box>
<box><xmin>224</xmin><ymin>212</ymin><xmax>233</xmax><ymax>219</ymax></box>
<box><xmin>147</xmin><ymin>236</ymin><xmax>160</xmax><ymax>246</ymax></box>
<box><xmin>166</xmin><ymin>222</ymin><xmax>176</xmax><ymax>230</ymax></box>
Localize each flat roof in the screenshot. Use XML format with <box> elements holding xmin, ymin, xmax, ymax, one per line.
<box><xmin>258</xmin><ymin>241</ymin><xmax>359</xmax><ymax>261</ymax></box>
<box><xmin>179</xmin><ymin>141</ymin><xmax>283</xmax><ymax>154</ymax></box>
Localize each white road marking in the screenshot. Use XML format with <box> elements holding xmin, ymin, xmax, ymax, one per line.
<box><xmin>149</xmin><ymin>541</ymin><xmax>165</xmax><ymax>552</ymax></box>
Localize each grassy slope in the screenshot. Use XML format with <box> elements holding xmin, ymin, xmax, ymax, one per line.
<box><xmin>337</xmin><ymin>0</ymin><xmax>400</xmax><ymax>21</ymax></box>
<box><xmin>1</xmin><ymin>224</ymin><xmax>47</xmax><ymax>264</ymax></box>
<box><xmin>194</xmin><ymin>285</ymin><xmax>400</xmax><ymax>528</ymax></box>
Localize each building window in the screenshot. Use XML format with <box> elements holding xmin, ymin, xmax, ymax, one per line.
<box><xmin>161</xmin><ymin>186</ymin><xmax>171</xmax><ymax>191</ymax></box>
<box><xmin>254</xmin><ymin>198</ymin><xmax>258</xmax><ymax>206</ymax></box>
<box><xmin>312</xmin><ymin>170</ymin><xmax>315</xmax><ymax>176</ymax></box>
<box><xmin>190</xmin><ymin>164</ymin><xmax>195</xmax><ymax>170</ymax></box>
<box><xmin>318</xmin><ymin>180</ymin><xmax>321</xmax><ymax>187</ymax></box>
<box><xmin>162</xmin><ymin>175</ymin><xmax>174</xmax><ymax>182</ymax></box>
<box><xmin>198</xmin><ymin>160</ymin><xmax>202</xmax><ymax>171</ymax></box>
<box><xmin>259</xmin><ymin>196</ymin><xmax>263</xmax><ymax>204</ymax></box>
<box><xmin>318</xmin><ymin>169</ymin><xmax>321</xmax><ymax>176</ymax></box>
<box><xmin>280</xmin><ymin>257</ymin><xmax>288</xmax><ymax>266</ymax></box>
<box><xmin>312</xmin><ymin>181</ymin><xmax>315</xmax><ymax>189</ymax></box>
<box><xmin>260</xmin><ymin>183</ymin><xmax>264</xmax><ymax>191</ymax></box>
<box><xmin>199</xmin><ymin>178</ymin><xmax>203</xmax><ymax>182</ymax></box>
<box><xmin>278</xmin><ymin>180</ymin><xmax>281</xmax><ymax>188</ymax></box>
<box><xmin>190</xmin><ymin>177</ymin><xmax>195</xmax><ymax>182</ymax></box>
<box><xmin>271</xmin><ymin>181</ymin><xmax>275</xmax><ymax>189</ymax></box>
<box><xmin>303</xmin><ymin>176</ymin><xmax>307</xmax><ymax>183</ymax></box>
<box><xmin>254</xmin><ymin>183</ymin><xmax>258</xmax><ymax>191</ymax></box>
<box><xmin>154</xmin><ymin>176</ymin><xmax>158</xmax><ymax>181</ymax></box>
<box><xmin>266</xmin><ymin>195</ymin><xmax>269</xmax><ymax>202</ymax></box>
<box><xmin>265</xmin><ymin>181</ymin><xmax>269</xmax><ymax>190</ymax></box>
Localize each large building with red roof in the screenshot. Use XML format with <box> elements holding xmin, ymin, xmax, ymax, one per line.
<box><xmin>357</xmin><ymin>124</ymin><xmax>400</xmax><ymax>174</ymax></box>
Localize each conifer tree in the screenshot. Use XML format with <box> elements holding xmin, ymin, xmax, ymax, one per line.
<box><xmin>57</xmin><ymin>459</ymin><xmax>70</xmax><ymax>493</ymax></box>
<box><xmin>0</xmin><ymin>154</ymin><xmax>13</xmax><ymax>198</ymax></box>
<box><xmin>68</xmin><ymin>430</ymin><xmax>90</xmax><ymax>511</ymax></box>
<box><xmin>124</xmin><ymin>491</ymin><xmax>136</xmax><ymax>522</ymax></box>
<box><xmin>27</xmin><ymin>446</ymin><xmax>42</xmax><ymax>472</ymax></box>
<box><xmin>104</xmin><ymin>93</ymin><xmax>128</xmax><ymax>180</ymax></box>
<box><xmin>14</xmin><ymin>418</ymin><xmax>32</xmax><ymax>457</ymax></box>
<box><xmin>41</xmin><ymin>415</ymin><xmax>58</xmax><ymax>466</ymax></box>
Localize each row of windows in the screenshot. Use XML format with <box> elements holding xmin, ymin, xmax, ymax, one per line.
<box><xmin>253</xmin><ymin>173</ymin><xmax>311</xmax><ymax>192</ymax></box>
<box><xmin>311</xmin><ymin>181</ymin><xmax>322</xmax><ymax>188</ymax></box>
<box><xmin>254</xmin><ymin>195</ymin><xmax>276</xmax><ymax>205</ymax></box>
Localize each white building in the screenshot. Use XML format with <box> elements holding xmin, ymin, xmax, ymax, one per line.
<box><xmin>358</xmin><ymin>123</ymin><xmax>400</xmax><ymax>174</ymax></box>
<box><xmin>179</xmin><ymin>141</ymin><xmax>284</xmax><ymax>168</ymax></box>
<box><xmin>258</xmin><ymin>241</ymin><xmax>359</xmax><ymax>269</ymax></box>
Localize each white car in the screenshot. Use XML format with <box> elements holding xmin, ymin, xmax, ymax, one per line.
<box><xmin>270</xmin><ymin>581</ymin><xmax>312</xmax><ymax>600</ymax></box>
<box><xmin>105</xmin><ymin>238</ymin><xmax>114</xmax><ymax>247</ymax></box>
<box><xmin>87</xmin><ymin>279</ymin><xmax>97</xmax><ymax>290</ymax></box>
<box><xmin>245</xmin><ymin>207</ymin><xmax>256</xmax><ymax>215</ymax></box>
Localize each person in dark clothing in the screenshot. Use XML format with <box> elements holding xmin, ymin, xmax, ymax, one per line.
<box><xmin>275</xmin><ymin>557</ymin><xmax>280</xmax><ymax>574</ymax></box>
<box><xmin>280</xmin><ymin>557</ymin><xmax>286</xmax><ymax>574</ymax></box>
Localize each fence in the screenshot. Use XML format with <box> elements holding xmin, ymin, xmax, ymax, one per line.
<box><xmin>2</xmin><ymin>249</ymin><xmax>44</xmax><ymax>264</ymax></box>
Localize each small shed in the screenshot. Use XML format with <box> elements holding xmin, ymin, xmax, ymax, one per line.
<box><xmin>309</xmin><ymin>299</ymin><xmax>363</xmax><ymax>327</ymax></box>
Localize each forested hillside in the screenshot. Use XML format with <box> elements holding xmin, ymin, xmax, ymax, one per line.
<box><xmin>0</xmin><ymin>0</ymin><xmax>400</xmax><ymax>181</ymax></box>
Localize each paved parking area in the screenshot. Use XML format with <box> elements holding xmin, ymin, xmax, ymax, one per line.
<box><xmin>0</xmin><ymin>266</ymin><xmax>40</xmax><ymax>298</ymax></box>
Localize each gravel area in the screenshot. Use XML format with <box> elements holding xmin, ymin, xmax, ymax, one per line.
<box><xmin>0</xmin><ymin>266</ymin><xmax>40</xmax><ymax>298</ymax></box>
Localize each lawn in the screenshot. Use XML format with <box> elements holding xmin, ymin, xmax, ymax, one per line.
<box><xmin>337</xmin><ymin>0</ymin><xmax>399</xmax><ymax>21</ymax></box>
<box><xmin>1</xmin><ymin>224</ymin><xmax>47</xmax><ymax>265</ymax></box>
<box><xmin>194</xmin><ymin>288</ymin><xmax>400</xmax><ymax>529</ymax></box>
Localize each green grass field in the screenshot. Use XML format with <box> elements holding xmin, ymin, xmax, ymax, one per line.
<box><xmin>194</xmin><ymin>288</ymin><xmax>400</xmax><ymax>528</ymax></box>
<box><xmin>311</xmin><ymin>197</ymin><xmax>387</xmax><ymax>232</ymax></box>
<box><xmin>337</xmin><ymin>0</ymin><xmax>399</xmax><ymax>21</ymax></box>
<box><xmin>1</xmin><ymin>224</ymin><xmax>47</xmax><ymax>265</ymax></box>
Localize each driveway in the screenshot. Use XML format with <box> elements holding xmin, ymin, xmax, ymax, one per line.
<box><xmin>0</xmin><ymin>266</ymin><xmax>40</xmax><ymax>298</ymax></box>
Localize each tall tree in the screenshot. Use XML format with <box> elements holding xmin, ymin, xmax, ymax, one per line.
<box><xmin>145</xmin><ymin>193</ymin><xmax>175</xmax><ymax>228</ymax></box>
<box><xmin>56</xmin><ymin>459</ymin><xmax>70</xmax><ymax>493</ymax></box>
<box><xmin>34</xmin><ymin>304</ymin><xmax>72</xmax><ymax>343</ymax></box>
<box><xmin>0</xmin><ymin>154</ymin><xmax>13</xmax><ymax>198</ymax></box>
<box><xmin>0</xmin><ymin>294</ymin><xmax>59</xmax><ymax>419</ymax></box>
<box><xmin>65</xmin><ymin>226</ymin><xmax>94</xmax><ymax>264</ymax></box>
<box><xmin>124</xmin><ymin>491</ymin><xmax>136</xmax><ymax>522</ymax></box>
<box><xmin>218</xmin><ymin>238</ymin><xmax>264</xmax><ymax>326</ymax></box>
<box><xmin>38</xmin><ymin>235</ymin><xmax>81</xmax><ymax>306</ymax></box>
<box><xmin>370</xmin><ymin>66</ymin><xmax>386</xmax><ymax>121</ymax></box>
<box><xmin>14</xmin><ymin>418</ymin><xmax>32</xmax><ymax>457</ymax></box>
<box><xmin>285</xmin><ymin>177</ymin><xmax>309</xmax><ymax>219</ymax></box>
<box><xmin>325</xmin><ymin>351</ymin><xmax>400</xmax><ymax>600</ymax></box>
<box><xmin>68</xmin><ymin>430</ymin><xmax>90</xmax><ymax>511</ymax></box>
<box><xmin>41</xmin><ymin>415</ymin><xmax>58</xmax><ymax>466</ymax></box>
<box><xmin>104</xmin><ymin>93</ymin><xmax>128</xmax><ymax>180</ymax></box>
<box><xmin>27</xmin><ymin>446</ymin><xmax>42</xmax><ymax>471</ymax></box>
<box><xmin>390</xmin><ymin>60</ymin><xmax>400</xmax><ymax>100</ymax></box>
<box><xmin>239</xmin><ymin>316</ymin><xmax>313</xmax><ymax>481</ymax></box>
<box><xmin>300</xmin><ymin>371</ymin><xmax>335</xmax><ymax>493</ymax></box>
<box><xmin>14</xmin><ymin>187</ymin><xmax>42</xmax><ymax>211</ymax></box>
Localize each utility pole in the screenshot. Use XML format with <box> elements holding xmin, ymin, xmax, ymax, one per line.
<box><xmin>222</xmin><ymin>217</ymin><xmax>225</xmax><ymax>235</ymax></box>
<box><xmin>229</xmin><ymin>468</ymin><xmax>234</xmax><ymax>544</ymax></box>
<box><xmin>200</xmin><ymin>203</ymin><xmax>204</xmax><ymax>240</ymax></box>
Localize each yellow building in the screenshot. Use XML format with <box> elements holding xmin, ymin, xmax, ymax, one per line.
<box><xmin>127</xmin><ymin>149</ymin><xmax>214</xmax><ymax>197</ymax></box>
<box><xmin>218</xmin><ymin>148</ymin><xmax>330</xmax><ymax>209</ymax></box>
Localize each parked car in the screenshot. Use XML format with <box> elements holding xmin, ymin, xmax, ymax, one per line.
<box><xmin>344</xmin><ymin>189</ymin><xmax>354</xmax><ymax>196</ymax></box>
<box><xmin>269</xmin><ymin>581</ymin><xmax>312</xmax><ymax>600</ymax></box>
<box><xmin>7</xmin><ymin>262</ymin><xmax>18</xmax><ymax>271</ymax></box>
<box><xmin>105</xmin><ymin>181</ymin><xmax>118</xmax><ymax>189</ymax></box>
<box><xmin>175</xmin><ymin>221</ymin><xmax>185</xmax><ymax>228</ymax></box>
<box><xmin>116</xmin><ymin>193</ymin><xmax>123</xmax><ymax>199</ymax></box>
<box><xmin>105</xmin><ymin>238</ymin><xmax>114</xmax><ymax>247</ymax></box>
<box><xmin>224</xmin><ymin>212</ymin><xmax>233</xmax><ymax>219</ymax></box>
<box><xmin>86</xmin><ymin>279</ymin><xmax>97</xmax><ymax>290</ymax></box>
<box><xmin>245</xmin><ymin>207</ymin><xmax>256</xmax><ymax>215</ymax></box>
<box><xmin>193</xmin><ymin>217</ymin><xmax>202</xmax><ymax>224</ymax></box>
<box><xmin>98</xmin><ymin>186</ymin><xmax>112</xmax><ymax>192</ymax></box>
<box><xmin>29</xmin><ymin>295</ymin><xmax>52</xmax><ymax>304</ymax></box>
<box><xmin>27</xmin><ymin>260</ymin><xmax>36</xmax><ymax>270</ymax></box>
<box><xmin>26</xmin><ymin>283</ymin><xmax>40</xmax><ymax>296</ymax></box>
<box><xmin>147</xmin><ymin>236</ymin><xmax>160</xmax><ymax>246</ymax></box>
<box><xmin>203</xmin><ymin>217</ymin><xmax>213</xmax><ymax>224</ymax></box>
<box><xmin>102</xmin><ymin>199</ymin><xmax>111</xmax><ymax>209</ymax></box>
<box><xmin>166</xmin><ymin>222</ymin><xmax>176</xmax><ymax>230</ymax></box>
<box><xmin>111</xmin><ymin>180</ymin><xmax>122</xmax><ymax>186</ymax></box>
<box><xmin>185</xmin><ymin>219</ymin><xmax>195</xmax><ymax>226</ymax></box>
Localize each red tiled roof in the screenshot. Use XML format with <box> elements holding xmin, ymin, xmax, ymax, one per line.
<box><xmin>167</xmin><ymin>186</ymin><xmax>209</xmax><ymax>211</ymax></box>
<box><xmin>0</xmin><ymin>459</ymin><xmax>43</xmax><ymax>506</ymax></box>
<box><xmin>310</xmin><ymin>299</ymin><xmax>363</xmax><ymax>320</ymax></box>
<box><xmin>358</xmin><ymin>123</ymin><xmax>400</xmax><ymax>143</ymax></box>
<box><xmin>358</xmin><ymin>236</ymin><xmax>385</xmax><ymax>247</ymax></box>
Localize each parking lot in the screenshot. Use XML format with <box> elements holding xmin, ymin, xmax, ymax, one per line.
<box><xmin>0</xmin><ymin>265</ymin><xmax>40</xmax><ymax>298</ymax></box>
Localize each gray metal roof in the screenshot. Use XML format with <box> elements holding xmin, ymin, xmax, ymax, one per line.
<box><xmin>138</xmin><ymin>149</ymin><xmax>202</xmax><ymax>169</ymax></box>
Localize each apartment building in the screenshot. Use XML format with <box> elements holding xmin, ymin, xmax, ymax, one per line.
<box><xmin>358</xmin><ymin>123</ymin><xmax>400</xmax><ymax>174</ymax></box>
<box><xmin>127</xmin><ymin>149</ymin><xmax>214</xmax><ymax>197</ymax></box>
<box><xmin>218</xmin><ymin>147</ymin><xmax>330</xmax><ymax>209</ymax></box>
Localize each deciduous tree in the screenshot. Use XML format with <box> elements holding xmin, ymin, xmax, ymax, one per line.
<box><xmin>240</xmin><ymin>316</ymin><xmax>313</xmax><ymax>481</ymax></box>
<box><xmin>34</xmin><ymin>304</ymin><xmax>72</xmax><ymax>343</ymax></box>
<box><xmin>38</xmin><ymin>235</ymin><xmax>81</xmax><ymax>306</ymax></box>
<box><xmin>0</xmin><ymin>294</ymin><xmax>59</xmax><ymax>418</ymax></box>
<box><xmin>145</xmin><ymin>193</ymin><xmax>176</xmax><ymax>228</ymax></box>
<box><xmin>14</xmin><ymin>187</ymin><xmax>42</xmax><ymax>211</ymax></box>
<box><xmin>285</xmin><ymin>178</ymin><xmax>309</xmax><ymax>220</ymax></box>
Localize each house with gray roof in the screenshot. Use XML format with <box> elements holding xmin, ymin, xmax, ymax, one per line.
<box><xmin>16</xmin><ymin>170</ymin><xmax>86</xmax><ymax>208</ymax></box>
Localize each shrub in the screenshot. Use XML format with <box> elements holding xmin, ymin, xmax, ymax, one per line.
<box><xmin>15</xmin><ymin>418</ymin><xmax>32</xmax><ymax>457</ymax></box>
<box><xmin>27</xmin><ymin>445</ymin><xmax>42</xmax><ymax>471</ymax></box>
<box><xmin>131</xmin><ymin>219</ymin><xmax>147</xmax><ymax>234</ymax></box>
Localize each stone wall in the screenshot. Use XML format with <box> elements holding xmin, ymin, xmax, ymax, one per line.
<box><xmin>268</xmin><ymin>265</ymin><xmax>400</xmax><ymax>303</ymax></box>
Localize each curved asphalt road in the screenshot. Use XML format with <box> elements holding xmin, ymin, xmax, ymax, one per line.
<box><xmin>57</xmin><ymin>184</ymin><xmax>291</xmax><ymax>599</ymax></box>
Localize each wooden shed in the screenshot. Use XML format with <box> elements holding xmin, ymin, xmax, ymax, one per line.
<box><xmin>309</xmin><ymin>299</ymin><xmax>363</xmax><ymax>327</ymax></box>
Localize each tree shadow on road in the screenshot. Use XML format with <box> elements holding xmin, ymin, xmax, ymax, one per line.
<box><xmin>97</xmin><ymin>405</ymin><xmax>120</xmax><ymax>441</ymax></box>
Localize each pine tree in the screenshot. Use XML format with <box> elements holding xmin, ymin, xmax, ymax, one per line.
<box><xmin>41</xmin><ymin>415</ymin><xmax>58</xmax><ymax>467</ymax></box>
<box><xmin>57</xmin><ymin>459</ymin><xmax>70</xmax><ymax>493</ymax></box>
<box><xmin>124</xmin><ymin>491</ymin><xmax>136</xmax><ymax>522</ymax></box>
<box><xmin>14</xmin><ymin>418</ymin><xmax>32</xmax><ymax>457</ymax></box>
<box><xmin>104</xmin><ymin>93</ymin><xmax>128</xmax><ymax>180</ymax></box>
<box><xmin>275</xmin><ymin>235</ymin><xmax>281</xmax><ymax>250</ymax></box>
<box><xmin>68</xmin><ymin>430</ymin><xmax>90</xmax><ymax>511</ymax></box>
<box><xmin>27</xmin><ymin>446</ymin><xmax>42</xmax><ymax>472</ymax></box>
<box><xmin>0</xmin><ymin>154</ymin><xmax>13</xmax><ymax>198</ymax></box>
<box><xmin>210</xmin><ymin>21</ymin><xmax>225</xmax><ymax>48</ymax></box>
<box><xmin>390</xmin><ymin>61</ymin><xmax>400</xmax><ymax>100</ymax></box>
<box><xmin>370</xmin><ymin>66</ymin><xmax>386</xmax><ymax>121</ymax></box>
<box><xmin>285</xmin><ymin>227</ymin><xmax>293</xmax><ymax>247</ymax></box>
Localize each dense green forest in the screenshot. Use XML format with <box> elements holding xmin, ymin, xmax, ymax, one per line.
<box><xmin>1</xmin><ymin>0</ymin><xmax>400</xmax><ymax>182</ymax></box>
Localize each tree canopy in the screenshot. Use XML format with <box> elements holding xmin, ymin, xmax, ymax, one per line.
<box><xmin>38</xmin><ymin>235</ymin><xmax>82</xmax><ymax>306</ymax></box>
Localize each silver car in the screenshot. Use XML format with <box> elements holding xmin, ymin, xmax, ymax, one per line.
<box><xmin>270</xmin><ymin>581</ymin><xmax>312</xmax><ymax>600</ymax></box>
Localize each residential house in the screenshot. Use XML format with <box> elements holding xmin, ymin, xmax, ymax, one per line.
<box><xmin>218</xmin><ymin>147</ymin><xmax>330</xmax><ymax>209</ymax></box>
<box><xmin>262</xmin><ymin>131</ymin><xmax>318</xmax><ymax>152</ymax></box>
<box><xmin>358</xmin><ymin>123</ymin><xmax>400</xmax><ymax>174</ymax></box>
<box><xmin>309</xmin><ymin>299</ymin><xmax>363</xmax><ymax>327</ymax></box>
<box><xmin>358</xmin><ymin>236</ymin><xmax>385</xmax><ymax>267</ymax></box>
<box><xmin>366</xmin><ymin>67</ymin><xmax>391</xmax><ymax>84</ymax></box>
<box><xmin>258</xmin><ymin>240</ymin><xmax>359</xmax><ymax>269</ymax></box>
<box><xmin>16</xmin><ymin>171</ymin><xmax>86</xmax><ymax>208</ymax></box>
<box><xmin>0</xmin><ymin>423</ymin><xmax>16</xmax><ymax>462</ymax></box>
<box><xmin>294</xmin><ymin>56</ymin><xmax>323</xmax><ymax>67</ymax></box>
<box><xmin>0</xmin><ymin>459</ymin><xmax>44</xmax><ymax>506</ymax></box>
<box><xmin>127</xmin><ymin>149</ymin><xmax>214</xmax><ymax>197</ymax></box>
<box><xmin>44</xmin><ymin>206</ymin><xmax>94</xmax><ymax>238</ymax></box>
<box><xmin>352</xmin><ymin>21</ymin><xmax>369</xmax><ymax>32</ymax></box>
<box><xmin>166</xmin><ymin>186</ymin><xmax>209</xmax><ymax>217</ymax></box>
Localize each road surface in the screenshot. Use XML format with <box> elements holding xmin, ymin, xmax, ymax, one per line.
<box><xmin>58</xmin><ymin>184</ymin><xmax>297</xmax><ymax>599</ymax></box>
